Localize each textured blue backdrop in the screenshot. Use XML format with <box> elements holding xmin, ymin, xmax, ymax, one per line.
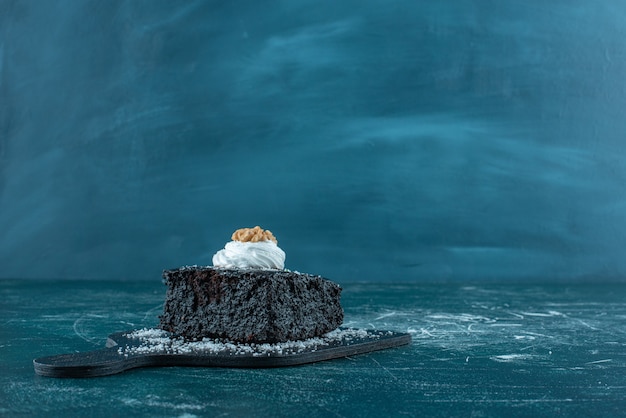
<box><xmin>1</xmin><ymin>1</ymin><xmax>625</xmax><ymax>281</ymax></box>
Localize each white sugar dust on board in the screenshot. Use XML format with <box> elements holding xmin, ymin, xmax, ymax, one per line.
<box><xmin>117</xmin><ymin>328</ymin><xmax>390</xmax><ymax>358</ymax></box>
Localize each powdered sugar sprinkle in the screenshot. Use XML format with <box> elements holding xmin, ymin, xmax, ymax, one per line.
<box><xmin>116</xmin><ymin>328</ymin><xmax>388</xmax><ymax>358</ymax></box>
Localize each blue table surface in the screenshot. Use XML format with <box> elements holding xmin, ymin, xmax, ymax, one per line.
<box><xmin>1</xmin><ymin>279</ymin><xmax>625</xmax><ymax>417</ymax></box>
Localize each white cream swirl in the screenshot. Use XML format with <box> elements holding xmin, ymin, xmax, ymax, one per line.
<box><xmin>212</xmin><ymin>240</ymin><xmax>286</xmax><ymax>269</ymax></box>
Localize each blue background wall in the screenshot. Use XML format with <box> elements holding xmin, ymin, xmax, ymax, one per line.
<box><xmin>1</xmin><ymin>1</ymin><xmax>625</xmax><ymax>281</ymax></box>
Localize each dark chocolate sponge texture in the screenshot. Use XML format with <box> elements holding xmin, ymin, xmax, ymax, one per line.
<box><xmin>159</xmin><ymin>267</ymin><xmax>343</xmax><ymax>343</ymax></box>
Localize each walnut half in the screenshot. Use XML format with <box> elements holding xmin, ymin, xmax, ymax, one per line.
<box><xmin>231</xmin><ymin>226</ymin><xmax>278</xmax><ymax>244</ymax></box>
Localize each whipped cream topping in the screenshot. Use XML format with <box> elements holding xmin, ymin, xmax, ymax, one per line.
<box><xmin>212</xmin><ymin>240</ymin><xmax>286</xmax><ymax>269</ymax></box>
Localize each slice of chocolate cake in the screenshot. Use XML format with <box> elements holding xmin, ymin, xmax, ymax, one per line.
<box><xmin>159</xmin><ymin>226</ymin><xmax>343</xmax><ymax>343</ymax></box>
<box><xmin>159</xmin><ymin>266</ymin><xmax>343</xmax><ymax>343</ymax></box>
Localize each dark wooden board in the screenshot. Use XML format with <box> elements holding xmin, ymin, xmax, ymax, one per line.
<box><xmin>33</xmin><ymin>328</ymin><xmax>411</xmax><ymax>378</ymax></box>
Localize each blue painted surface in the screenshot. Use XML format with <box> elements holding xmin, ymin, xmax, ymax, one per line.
<box><xmin>2</xmin><ymin>279</ymin><xmax>626</xmax><ymax>416</ymax></box>
<box><xmin>1</xmin><ymin>1</ymin><xmax>626</xmax><ymax>281</ymax></box>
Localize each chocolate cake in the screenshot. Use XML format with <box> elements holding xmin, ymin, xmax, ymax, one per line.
<box><xmin>159</xmin><ymin>226</ymin><xmax>344</xmax><ymax>343</ymax></box>
<box><xmin>159</xmin><ymin>267</ymin><xmax>343</xmax><ymax>343</ymax></box>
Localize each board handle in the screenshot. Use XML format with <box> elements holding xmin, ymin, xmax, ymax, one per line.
<box><xmin>34</xmin><ymin>348</ymin><xmax>132</xmax><ymax>378</ymax></box>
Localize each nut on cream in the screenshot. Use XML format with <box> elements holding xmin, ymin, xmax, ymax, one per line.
<box><xmin>212</xmin><ymin>226</ymin><xmax>285</xmax><ymax>269</ymax></box>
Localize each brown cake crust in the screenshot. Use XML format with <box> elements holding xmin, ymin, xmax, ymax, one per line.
<box><xmin>159</xmin><ymin>267</ymin><xmax>343</xmax><ymax>343</ymax></box>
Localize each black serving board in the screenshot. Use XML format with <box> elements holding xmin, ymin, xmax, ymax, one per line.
<box><xmin>33</xmin><ymin>328</ymin><xmax>411</xmax><ymax>378</ymax></box>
